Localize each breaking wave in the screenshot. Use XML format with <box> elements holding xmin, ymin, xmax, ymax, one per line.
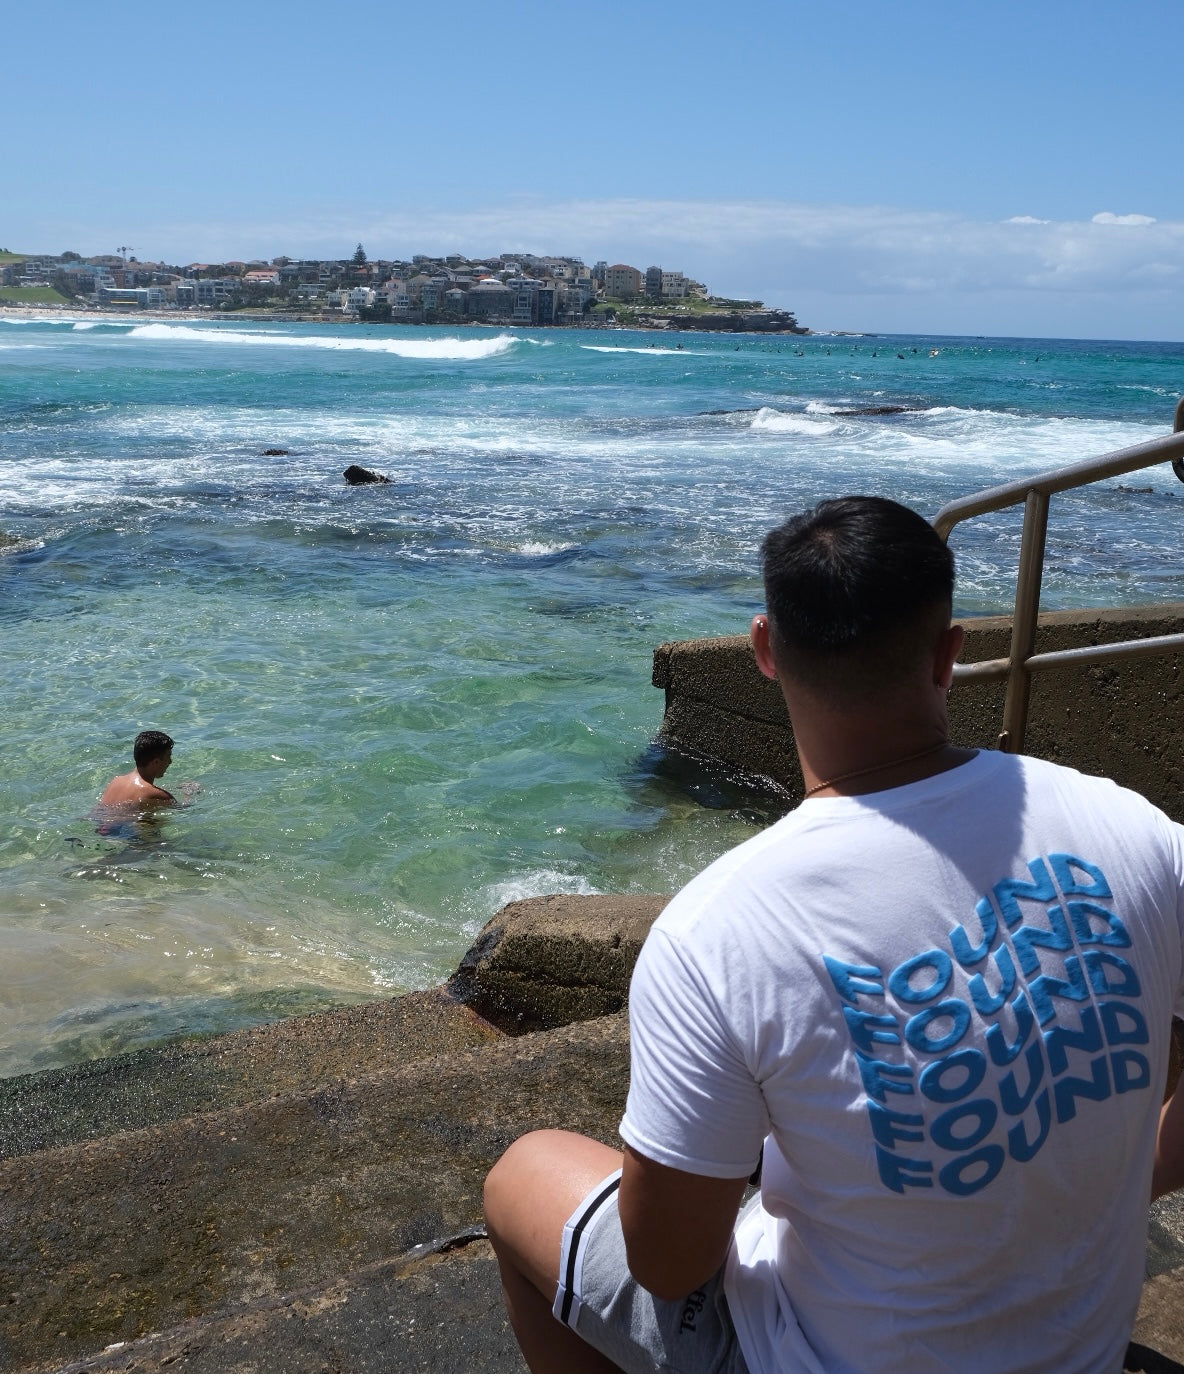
<box><xmin>581</xmin><ymin>344</ymin><xmax>705</xmax><ymax>356</ymax></box>
<box><xmin>750</xmin><ymin>407</ymin><xmax>841</xmax><ymax>435</ymax></box>
<box><xmin>125</xmin><ymin>323</ymin><xmax>521</xmax><ymax>360</ymax></box>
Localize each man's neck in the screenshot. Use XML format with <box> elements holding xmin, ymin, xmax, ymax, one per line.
<box><xmin>800</xmin><ymin>736</ymin><xmax>974</xmax><ymax>799</ymax></box>
<box><xmin>789</xmin><ymin>697</ymin><xmax>971</xmax><ymax>800</ymax></box>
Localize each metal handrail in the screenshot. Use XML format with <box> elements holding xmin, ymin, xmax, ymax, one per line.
<box><xmin>935</xmin><ymin>398</ymin><xmax>1184</xmax><ymax>754</ymax></box>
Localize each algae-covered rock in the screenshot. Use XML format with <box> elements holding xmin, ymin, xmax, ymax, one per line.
<box><xmin>449</xmin><ymin>893</ymin><xmax>668</xmax><ymax>1032</ymax></box>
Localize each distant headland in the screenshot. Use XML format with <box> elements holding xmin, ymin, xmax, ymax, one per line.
<box><xmin>0</xmin><ymin>245</ymin><xmax>807</xmax><ymax>334</ymax></box>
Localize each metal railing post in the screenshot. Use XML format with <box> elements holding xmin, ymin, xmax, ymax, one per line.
<box><xmin>935</xmin><ymin>401</ymin><xmax>1184</xmax><ymax>752</ymax></box>
<box><xmin>998</xmin><ymin>490</ymin><xmax>1050</xmax><ymax>752</ymax></box>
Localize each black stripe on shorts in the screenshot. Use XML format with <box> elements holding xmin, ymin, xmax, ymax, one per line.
<box><xmin>559</xmin><ymin>1173</ymin><xmax>622</xmax><ymax>1326</ymax></box>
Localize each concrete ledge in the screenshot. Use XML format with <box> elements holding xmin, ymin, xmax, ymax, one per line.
<box><xmin>2</xmin><ymin>894</ymin><xmax>665</xmax><ymax>1372</ymax></box>
<box><xmin>0</xmin><ymin>991</ymin><xmax>501</xmax><ymax>1161</ymax></box>
<box><xmin>653</xmin><ymin>606</ymin><xmax>1184</xmax><ymax>820</ymax></box>
<box><xmin>25</xmin><ymin>1235</ymin><xmax>520</xmax><ymax>1374</ymax></box>
<box><xmin>1134</xmin><ymin>1264</ymin><xmax>1184</xmax><ymax>1371</ymax></box>
<box><xmin>27</xmin><ymin>1236</ymin><xmax>1184</xmax><ymax>1374</ymax></box>
<box><xmin>0</xmin><ymin>1013</ymin><xmax>629</xmax><ymax>1373</ymax></box>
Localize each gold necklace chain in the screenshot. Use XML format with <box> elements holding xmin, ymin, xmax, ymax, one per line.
<box><xmin>803</xmin><ymin>740</ymin><xmax>950</xmax><ymax>799</ymax></box>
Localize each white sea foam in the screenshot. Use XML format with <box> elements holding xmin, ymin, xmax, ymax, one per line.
<box><xmin>71</xmin><ymin>321</ymin><xmax>98</xmax><ymax>331</ymax></box>
<box><xmin>750</xmin><ymin>406</ymin><xmax>840</xmax><ymax>435</ymax></box>
<box><xmin>581</xmin><ymin>344</ymin><xmax>705</xmax><ymax>356</ymax></box>
<box><xmin>125</xmin><ymin>323</ymin><xmax>520</xmax><ymax>360</ymax></box>
<box><xmin>480</xmin><ymin>870</ymin><xmax>600</xmax><ymax>915</ymax></box>
<box><xmin>514</xmin><ymin>541</ymin><xmax>576</xmax><ymax>556</ymax></box>
<box><xmin>0</xmin><ymin>316</ymin><xmax>96</xmax><ymax>329</ymax></box>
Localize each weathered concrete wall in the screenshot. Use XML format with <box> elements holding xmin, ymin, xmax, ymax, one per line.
<box><xmin>653</xmin><ymin>604</ymin><xmax>1184</xmax><ymax>821</ymax></box>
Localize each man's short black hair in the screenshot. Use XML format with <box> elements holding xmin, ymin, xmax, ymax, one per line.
<box><xmin>761</xmin><ymin>496</ymin><xmax>954</xmax><ymax>701</ymax></box>
<box><xmin>133</xmin><ymin>730</ymin><xmax>174</xmax><ymax>770</ymax></box>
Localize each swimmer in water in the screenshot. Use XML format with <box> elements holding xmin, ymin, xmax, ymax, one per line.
<box><xmin>99</xmin><ymin>729</ymin><xmax>177</xmax><ymax>808</ymax></box>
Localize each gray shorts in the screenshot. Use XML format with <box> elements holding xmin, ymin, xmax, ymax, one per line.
<box><xmin>552</xmin><ymin>1170</ymin><xmax>749</xmax><ymax>1374</ymax></box>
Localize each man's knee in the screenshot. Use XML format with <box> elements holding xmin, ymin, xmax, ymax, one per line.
<box><xmin>484</xmin><ymin>1130</ymin><xmax>622</xmax><ymax>1285</ymax></box>
<box><xmin>485</xmin><ymin>1129</ymin><xmax>574</xmax><ymax>1241</ymax></box>
<box><xmin>485</xmin><ymin>1130</ymin><xmax>542</xmax><ymax>1243</ymax></box>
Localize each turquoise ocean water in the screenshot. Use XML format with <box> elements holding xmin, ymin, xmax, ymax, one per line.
<box><xmin>2</xmin><ymin>317</ymin><xmax>1182</xmax><ymax>1077</ymax></box>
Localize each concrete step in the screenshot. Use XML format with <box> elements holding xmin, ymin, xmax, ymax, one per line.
<box><xmin>0</xmin><ymin>990</ymin><xmax>503</xmax><ymax>1162</ymax></box>
<box><xmin>0</xmin><ymin>1012</ymin><xmax>629</xmax><ymax>1374</ymax></box>
<box><xmin>27</xmin><ymin>1233</ymin><xmax>523</xmax><ymax>1374</ymax></box>
<box><xmin>0</xmin><ymin>893</ymin><xmax>666</xmax><ymax>1373</ymax></box>
<box><xmin>22</xmin><ymin>1237</ymin><xmax>1184</xmax><ymax>1374</ymax></box>
<box><xmin>0</xmin><ymin>891</ymin><xmax>668</xmax><ymax>1164</ymax></box>
<box><xmin>8</xmin><ymin>891</ymin><xmax>1184</xmax><ymax>1374</ymax></box>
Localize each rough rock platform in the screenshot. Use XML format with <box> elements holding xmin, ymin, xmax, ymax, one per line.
<box><xmin>3</xmin><ymin>893</ymin><xmax>1184</xmax><ymax>1374</ymax></box>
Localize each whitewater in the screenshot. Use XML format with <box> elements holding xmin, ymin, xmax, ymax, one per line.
<box><xmin>1</xmin><ymin>316</ymin><xmax>1182</xmax><ymax>1075</ymax></box>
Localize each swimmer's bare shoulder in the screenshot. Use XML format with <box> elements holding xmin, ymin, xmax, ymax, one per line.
<box><xmin>99</xmin><ymin>770</ymin><xmax>176</xmax><ymax>807</ymax></box>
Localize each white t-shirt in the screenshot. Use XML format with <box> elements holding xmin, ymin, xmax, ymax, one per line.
<box><xmin>620</xmin><ymin>750</ymin><xmax>1184</xmax><ymax>1374</ymax></box>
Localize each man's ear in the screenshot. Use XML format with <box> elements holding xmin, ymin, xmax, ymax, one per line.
<box><xmin>934</xmin><ymin>623</ymin><xmax>965</xmax><ymax>689</ymax></box>
<box><xmin>751</xmin><ymin>615</ymin><xmax>778</xmax><ymax>680</ymax></box>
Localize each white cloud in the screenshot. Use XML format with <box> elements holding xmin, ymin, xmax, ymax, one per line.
<box><xmin>1005</xmin><ymin>215</ymin><xmax>1050</xmax><ymax>225</ymax></box>
<box><xmin>1092</xmin><ymin>212</ymin><xmax>1157</xmax><ymax>226</ymax></box>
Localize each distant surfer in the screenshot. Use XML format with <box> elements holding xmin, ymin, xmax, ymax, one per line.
<box><xmin>99</xmin><ymin>730</ymin><xmax>177</xmax><ymax>808</ymax></box>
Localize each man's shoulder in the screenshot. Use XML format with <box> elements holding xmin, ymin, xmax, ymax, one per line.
<box><xmin>98</xmin><ymin>773</ymin><xmax>175</xmax><ymax>807</ymax></box>
<box><xmin>1015</xmin><ymin>751</ymin><xmax>1169</xmax><ymax>817</ymax></box>
<box><xmin>651</xmin><ymin>812</ymin><xmax>810</xmax><ymax>941</ymax></box>
<box><xmin>98</xmin><ymin>772</ymin><xmax>136</xmax><ymax>804</ymax></box>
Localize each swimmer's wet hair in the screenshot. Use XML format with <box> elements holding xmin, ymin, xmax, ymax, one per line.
<box><xmin>134</xmin><ymin>730</ymin><xmax>175</xmax><ymax>769</ymax></box>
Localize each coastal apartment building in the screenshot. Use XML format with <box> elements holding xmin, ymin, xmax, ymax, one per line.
<box><xmin>173</xmin><ymin>278</ymin><xmax>241</xmax><ymax>306</ymax></box>
<box><xmin>645</xmin><ymin>266</ymin><xmax>691</xmax><ymax>300</ymax></box>
<box><xmin>604</xmin><ymin>264</ymin><xmax>643</xmax><ymax>299</ymax></box>
<box><xmin>99</xmin><ymin>286</ymin><xmax>167</xmax><ymax>308</ymax></box>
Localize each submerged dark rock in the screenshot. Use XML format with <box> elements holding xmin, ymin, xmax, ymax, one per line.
<box><xmin>262</xmin><ymin>447</ymin><xmax>289</xmax><ymax>456</ymax></box>
<box><xmin>343</xmin><ymin>464</ymin><xmax>391</xmax><ymax>485</ymax></box>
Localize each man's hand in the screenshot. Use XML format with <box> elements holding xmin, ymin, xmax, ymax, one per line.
<box><xmin>618</xmin><ymin>1144</ymin><xmax>749</xmax><ymax>1301</ymax></box>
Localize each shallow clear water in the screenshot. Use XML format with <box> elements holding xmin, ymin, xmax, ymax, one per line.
<box><xmin>2</xmin><ymin>317</ymin><xmax>1182</xmax><ymax>1075</ymax></box>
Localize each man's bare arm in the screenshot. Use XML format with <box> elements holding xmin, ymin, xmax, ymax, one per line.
<box><xmin>618</xmin><ymin>1144</ymin><xmax>750</xmax><ymax>1302</ymax></box>
<box><xmin>1153</xmin><ymin>1078</ymin><xmax>1184</xmax><ymax>1201</ymax></box>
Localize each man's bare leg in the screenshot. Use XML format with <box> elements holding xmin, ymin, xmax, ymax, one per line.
<box><xmin>485</xmin><ymin>1129</ymin><xmax>625</xmax><ymax>1374</ymax></box>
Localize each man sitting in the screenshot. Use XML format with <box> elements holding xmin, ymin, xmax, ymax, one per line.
<box><xmin>485</xmin><ymin>495</ymin><xmax>1184</xmax><ymax>1374</ymax></box>
<box><xmin>99</xmin><ymin>729</ymin><xmax>176</xmax><ymax>808</ymax></box>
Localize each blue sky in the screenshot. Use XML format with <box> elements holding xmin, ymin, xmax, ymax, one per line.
<box><xmin>6</xmin><ymin>0</ymin><xmax>1184</xmax><ymax>338</ymax></box>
